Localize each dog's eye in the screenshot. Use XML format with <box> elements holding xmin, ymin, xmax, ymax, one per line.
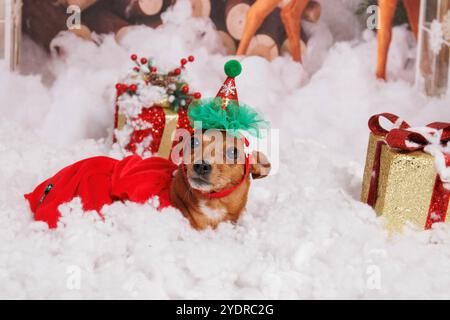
<box><xmin>226</xmin><ymin>147</ymin><xmax>238</xmax><ymax>160</ymax></box>
<box><xmin>191</xmin><ymin>136</ymin><xmax>200</xmax><ymax>149</ymax></box>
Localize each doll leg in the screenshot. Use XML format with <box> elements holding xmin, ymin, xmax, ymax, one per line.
<box><xmin>280</xmin><ymin>0</ymin><xmax>309</xmax><ymax>62</ymax></box>
<box><xmin>403</xmin><ymin>0</ymin><xmax>420</xmax><ymax>39</ymax></box>
<box><xmin>376</xmin><ymin>0</ymin><xmax>398</xmax><ymax>79</ymax></box>
<box><xmin>236</xmin><ymin>0</ymin><xmax>280</xmax><ymax>56</ymax></box>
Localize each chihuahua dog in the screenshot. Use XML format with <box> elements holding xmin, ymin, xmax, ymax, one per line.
<box><xmin>25</xmin><ymin>130</ymin><xmax>270</xmax><ymax>230</ymax></box>
<box><xmin>170</xmin><ymin>130</ymin><xmax>271</xmax><ymax>230</ymax></box>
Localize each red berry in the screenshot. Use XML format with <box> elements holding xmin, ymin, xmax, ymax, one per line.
<box><xmin>174</xmin><ymin>68</ymin><xmax>181</xmax><ymax>75</ymax></box>
<box><xmin>115</xmin><ymin>83</ymin><xmax>122</xmax><ymax>90</ymax></box>
<box><xmin>182</xmin><ymin>85</ymin><xmax>189</xmax><ymax>93</ymax></box>
<box><xmin>188</xmin><ymin>55</ymin><xmax>195</xmax><ymax>62</ymax></box>
<box><xmin>193</xmin><ymin>92</ymin><xmax>201</xmax><ymax>99</ymax></box>
<box><xmin>151</xmin><ymin>67</ymin><xmax>157</xmax><ymax>73</ymax></box>
<box><xmin>133</xmin><ymin>67</ymin><xmax>140</xmax><ymax>72</ymax></box>
<box><xmin>141</xmin><ymin>58</ymin><xmax>148</xmax><ymax>64</ymax></box>
<box><xmin>129</xmin><ymin>84</ymin><xmax>138</xmax><ymax>92</ymax></box>
<box><xmin>131</xmin><ymin>54</ymin><xmax>138</xmax><ymax>61</ymax></box>
<box><xmin>181</xmin><ymin>58</ymin><xmax>187</xmax><ymax>65</ymax></box>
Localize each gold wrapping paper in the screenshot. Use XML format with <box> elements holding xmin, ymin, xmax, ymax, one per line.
<box><xmin>117</xmin><ymin>113</ymin><xmax>126</xmax><ymax>131</ymax></box>
<box><xmin>157</xmin><ymin>108</ymin><xmax>178</xmax><ymax>159</ymax></box>
<box><xmin>361</xmin><ymin>133</ymin><xmax>450</xmax><ymax>233</ymax></box>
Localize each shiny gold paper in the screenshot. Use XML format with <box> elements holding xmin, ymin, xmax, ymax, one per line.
<box><xmin>361</xmin><ymin>133</ymin><xmax>450</xmax><ymax>233</ymax></box>
<box><xmin>117</xmin><ymin>113</ymin><xmax>126</xmax><ymax>131</ymax></box>
<box><xmin>157</xmin><ymin>108</ymin><xmax>178</xmax><ymax>159</ymax></box>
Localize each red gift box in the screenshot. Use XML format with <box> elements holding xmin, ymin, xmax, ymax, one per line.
<box><xmin>113</xmin><ymin>55</ymin><xmax>200</xmax><ymax>159</ymax></box>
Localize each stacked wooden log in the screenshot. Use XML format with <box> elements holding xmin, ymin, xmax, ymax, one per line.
<box><xmin>22</xmin><ymin>0</ymin><xmax>174</xmax><ymax>51</ymax></box>
<box><xmin>22</xmin><ymin>0</ymin><xmax>321</xmax><ymax>61</ymax></box>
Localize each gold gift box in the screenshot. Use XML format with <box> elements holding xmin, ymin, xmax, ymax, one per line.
<box><xmin>361</xmin><ymin>133</ymin><xmax>450</xmax><ymax>233</ymax></box>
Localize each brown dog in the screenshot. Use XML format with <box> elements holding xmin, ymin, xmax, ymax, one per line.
<box><xmin>170</xmin><ymin>130</ymin><xmax>271</xmax><ymax>230</ymax></box>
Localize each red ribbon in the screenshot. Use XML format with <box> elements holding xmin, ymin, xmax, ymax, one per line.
<box><xmin>367</xmin><ymin>113</ymin><xmax>450</xmax><ymax>229</ymax></box>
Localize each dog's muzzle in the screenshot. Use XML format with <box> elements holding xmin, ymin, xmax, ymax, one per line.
<box><xmin>193</xmin><ymin>160</ymin><xmax>212</xmax><ymax>177</ymax></box>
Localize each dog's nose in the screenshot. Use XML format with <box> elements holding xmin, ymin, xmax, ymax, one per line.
<box><xmin>193</xmin><ymin>161</ymin><xmax>212</xmax><ymax>176</ymax></box>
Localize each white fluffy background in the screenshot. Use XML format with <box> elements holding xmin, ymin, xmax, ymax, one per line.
<box><xmin>1</xmin><ymin>0</ymin><xmax>450</xmax><ymax>299</ymax></box>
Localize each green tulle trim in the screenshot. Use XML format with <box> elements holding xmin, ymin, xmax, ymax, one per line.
<box><xmin>187</xmin><ymin>98</ymin><xmax>268</xmax><ymax>137</ymax></box>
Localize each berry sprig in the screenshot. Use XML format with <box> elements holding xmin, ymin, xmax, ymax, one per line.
<box><xmin>168</xmin><ymin>55</ymin><xmax>201</xmax><ymax>105</ymax></box>
<box><xmin>115</xmin><ymin>83</ymin><xmax>138</xmax><ymax>96</ymax></box>
<box><xmin>167</xmin><ymin>81</ymin><xmax>202</xmax><ymax>112</ymax></box>
<box><xmin>169</xmin><ymin>55</ymin><xmax>195</xmax><ymax>77</ymax></box>
<box><xmin>130</xmin><ymin>54</ymin><xmax>157</xmax><ymax>75</ymax></box>
<box><xmin>115</xmin><ymin>54</ymin><xmax>202</xmax><ymax>109</ymax></box>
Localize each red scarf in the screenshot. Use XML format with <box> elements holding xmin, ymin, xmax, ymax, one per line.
<box><xmin>24</xmin><ymin>156</ymin><xmax>177</xmax><ymax>228</ymax></box>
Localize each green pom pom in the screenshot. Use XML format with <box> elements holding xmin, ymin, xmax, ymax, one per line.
<box><xmin>187</xmin><ymin>98</ymin><xmax>267</xmax><ymax>137</ymax></box>
<box><xmin>224</xmin><ymin>60</ymin><xmax>242</xmax><ymax>78</ymax></box>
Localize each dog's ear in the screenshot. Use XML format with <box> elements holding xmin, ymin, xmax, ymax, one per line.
<box><xmin>250</xmin><ymin>151</ymin><xmax>271</xmax><ymax>179</ymax></box>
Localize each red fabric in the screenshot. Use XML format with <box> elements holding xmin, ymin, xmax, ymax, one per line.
<box><xmin>367</xmin><ymin>140</ymin><xmax>384</xmax><ymax>208</ymax></box>
<box><xmin>386</xmin><ymin>122</ymin><xmax>450</xmax><ymax>151</ymax></box>
<box><xmin>425</xmin><ymin>154</ymin><xmax>450</xmax><ymax>229</ymax></box>
<box><xmin>368</xmin><ymin>113</ymin><xmax>410</xmax><ymax>136</ymax></box>
<box><xmin>24</xmin><ymin>155</ymin><xmax>178</xmax><ymax>229</ymax></box>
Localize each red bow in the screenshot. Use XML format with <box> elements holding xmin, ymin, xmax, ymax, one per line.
<box><xmin>369</xmin><ymin>113</ymin><xmax>450</xmax><ymax>151</ymax></box>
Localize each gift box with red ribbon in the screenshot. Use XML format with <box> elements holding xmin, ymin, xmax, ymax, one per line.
<box><xmin>361</xmin><ymin>113</ymin><xmax>450</xmax><ymax>232</ymax></box>
<box><xmin>113</xmin><ymin>55</ymin><xmax>201</xmax><ymax>159</ymax></box>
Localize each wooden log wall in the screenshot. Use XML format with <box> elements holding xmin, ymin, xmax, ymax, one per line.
<box><xmin>22</xmin><ymin>0</ymin><xmax>321</xmax><ymax>60</ymax></box>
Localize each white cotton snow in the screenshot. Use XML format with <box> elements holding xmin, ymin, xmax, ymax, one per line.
<box><xmin>1</xmin><ymin>0</ymin><xmax>450</xmax><ymax>299</ymax></box>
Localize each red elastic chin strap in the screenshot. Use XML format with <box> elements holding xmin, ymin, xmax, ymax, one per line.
<box><xmin>181</xmin><ymin>137</ymin><xmax>251</xmax><ymax>199</ymax></box>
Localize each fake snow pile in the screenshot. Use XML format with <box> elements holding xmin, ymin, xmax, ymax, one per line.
<box><xmin>1</xmin><ymin>0</ymin><xmax>450</xmax><ymax>299</ymax></box>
